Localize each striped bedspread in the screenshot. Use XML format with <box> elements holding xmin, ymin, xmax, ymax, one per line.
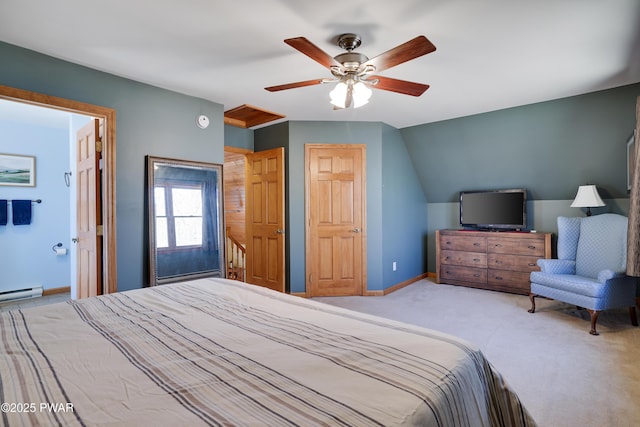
<box><xmin>1</xmin><ymin>278</ymin><xmax>536</xmax><ymax>426</ymax></box>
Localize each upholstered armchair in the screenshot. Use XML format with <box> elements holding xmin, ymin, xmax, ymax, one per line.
<box><xmin>529</xmin><ymin>213</ymin><xmax>638</xmax><ymax>335</ymax></box>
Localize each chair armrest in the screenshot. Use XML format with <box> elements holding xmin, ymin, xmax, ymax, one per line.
<box><xmin>537</xmin><ymin>259</ymin><xmax>576</xmax><ymax>274</ymax></box>
<box><xmin>597</xmin><ymin>269</ymin><xmax>626</xmax><ymax>283</ymax></box>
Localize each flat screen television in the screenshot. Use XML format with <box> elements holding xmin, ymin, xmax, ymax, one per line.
<box><xmin>459</xmin><ymin>188</ymin><xmax>527</xmax><ymax>231</ymax></box>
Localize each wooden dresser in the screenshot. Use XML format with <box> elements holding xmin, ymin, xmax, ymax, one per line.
<box><xmin>436</xmin><ymin>229</ymin><xmax>552</xmax><ymax>295</ymax></box>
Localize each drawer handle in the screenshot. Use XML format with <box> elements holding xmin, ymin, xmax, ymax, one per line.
<box><xmin>494</xmin><ymin>260</ymin><xmax>502</xmax><ymax>264</ymax></box>
<box><xmin>473</xmin><ymin>274</ymin><xmax>481</xmax><ymax>277</ymax></box>
<box><xmin>446</xmin><ymin>241</ymin><xmax>452</xmax><ymax>245</ymax></box>
<box><xmin>528</xmin><ymin>263</ymin><xmax>536</xmax><ymax>266</ymax></box>
<box><xmin>473</xmin><ymin>258</ymin><xmax>481</xmax><ymax>262</ymax></box>
<box><xmin>445</xmin><ymin>256</ymin><xmax>451</xmax><ymax>260</ymax></box>
<box><xmin>473</xmin><ymin>242</ymin><xmax>480</xmax><ymax>246</ymax></box>
<box><xmin>528</xmin><ymin>245</ymin><xmax>536</xmax><ymax>250</ymax></box>
<box><xmin>495</xmin><ymin>276</ymin><xmax>503</xmax><ymax>280</ymax></box>
<box><xmin>494</xmin><ymin>244</ymin><xmax>502</xmax><ymax>247</ymax></box>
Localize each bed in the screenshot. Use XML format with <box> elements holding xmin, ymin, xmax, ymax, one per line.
<box><xmin>1</xmin><ymin>278</ymin><xmax>536</xmax><ymax>426</ymax></box>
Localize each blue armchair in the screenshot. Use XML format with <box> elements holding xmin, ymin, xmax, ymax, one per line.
<box><xmin>529</xmin><ymin>213</ymin><xmax>638</xmax><ymax>335</ymax></box>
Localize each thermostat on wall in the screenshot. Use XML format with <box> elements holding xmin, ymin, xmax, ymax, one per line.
<box><xmin>196</xmin><ymin>114</ymin><xmax>210</xmax><ymax>129</ymax></box>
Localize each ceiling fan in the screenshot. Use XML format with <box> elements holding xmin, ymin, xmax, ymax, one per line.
<box><xmin>265</xmin><ymin>33</ymin><xmax>436</xmax><ymax>109</ymax></box>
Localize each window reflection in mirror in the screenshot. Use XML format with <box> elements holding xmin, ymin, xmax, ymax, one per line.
<box><xmin>147</xmin><ymin>156</ymin><xmax>225</xmax><ymax>286</ymax></box>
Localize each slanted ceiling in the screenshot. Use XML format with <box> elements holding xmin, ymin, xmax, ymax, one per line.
<box><xmin>224</xmin><ymin>104</ymin><xmax>285</xmax><ymax>129</ymax></box>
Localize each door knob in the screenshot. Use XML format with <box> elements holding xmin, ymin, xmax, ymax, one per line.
<box><xmin>72</xmin><ymin>237</ymin><xmax>79</xmax><ymax>243</ymax></box>
<box><xmin>351</xmin><ymin>227</ymin><xmax>361</xmax><ymax>233</ymax></box>
<box><xmin>275</xmin><ymin>229</ymin><xmax>285</xmax><ymax>234</ymax></box>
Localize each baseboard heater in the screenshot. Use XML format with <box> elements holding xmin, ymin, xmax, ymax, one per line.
<box><xmin>0</xmin><ymin>286</ymin><xmax>43</xmax><ymax>303</ymax></box>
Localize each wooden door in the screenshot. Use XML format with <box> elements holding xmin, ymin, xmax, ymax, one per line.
<box><xmin>76</xmin><ymin>118</ymin><xmax>103</xmax><ymax>299</ymax></box>
<box><xmin>306</xmin><ymin>144</ymin><xmax>366</xmax><ymax>297</ymax></box>
<box><xmin>245</xmin><ymin>147</ymin><xmax>285</xmax><ymax>292</ymax></box>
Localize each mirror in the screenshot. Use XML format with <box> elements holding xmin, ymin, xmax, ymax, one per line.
<box><xmin>147</xmin><ymin>156</ymin><xmax>225</xmax><ymax>286</ymax></box>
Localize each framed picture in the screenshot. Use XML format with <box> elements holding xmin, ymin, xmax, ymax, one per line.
<box><xmin>628</xmin><ymin>131</ymin><xmax>636</xmax><ymax>191</ymax></box>
<box><xmin>0</xmin><ymin>153</ymin><xmax>36</xmax><ymax>187</ymax></box>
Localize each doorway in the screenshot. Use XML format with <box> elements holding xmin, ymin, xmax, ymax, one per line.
<box><xmin>305</xmin><ymin>144</ymin><xmax>367</xmax><ymax>297</ymax></box>
<box><xmin>223</xmin><ymin>146</ymin><xmax>286</xmax><ymax>293</ymax></box>
<box><xmin>0</xmin><ymin>85</ymin><xmax>117</xmax><ymax>297</ymax></box>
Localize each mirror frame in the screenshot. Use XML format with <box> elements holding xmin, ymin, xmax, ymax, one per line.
<box><xmin>147</xmin><ymin>156</ymin><xmax>226</xmax><ymax>286</ymax></box>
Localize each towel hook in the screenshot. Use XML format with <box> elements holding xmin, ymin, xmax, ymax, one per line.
<box><xmin>64</xmin><ymin>171</ymin><xmax>72</xmax><ymax>187</ymax></box>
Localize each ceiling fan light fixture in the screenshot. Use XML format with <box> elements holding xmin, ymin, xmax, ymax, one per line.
<box><xmin>329</xmin><ymin>81</ymin><xmax>348</xmax><ymax>108</ymax></box>
<box><xmin>269</xmin><ymin>34</ymin><xmax>435</xmax><ymax>108</ymax></box>
<box><xmin>329</xmin><ymin>79</ymin><xmax>371</xmax><ymax>109</ymax></box>
<box><xmin>352</xmin><ymin>81</ymin><xmax>372</xmax><ymax>108</ymax></box>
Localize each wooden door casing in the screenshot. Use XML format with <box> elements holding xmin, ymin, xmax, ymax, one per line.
<box><xmin>306</xmin><ymin>144</ymin><xmax>366</xmax><ymax>297</ymax></box>
<box><xmin>245</xmin><ymin>147</ymin><xmax>285</xmax><ymax>292</ymax></box>
<box><xmin>0</xmin><ymin>85</ymin><xmax>117</xmax><ymax>296</ymax></box>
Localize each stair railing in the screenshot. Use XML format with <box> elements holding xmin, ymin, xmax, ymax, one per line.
<box><xmin>226</xmin><ymin>227</ymin><xmax>246</xmax><ymax>282</ymax></box>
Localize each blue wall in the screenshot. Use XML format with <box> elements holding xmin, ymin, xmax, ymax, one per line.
<box><xmin>1</xmin><ymin>41</ymin><xmax>225</xmax><ymax>292</ymax></box>
<box><xmin>400</xmin><ymin>84</ymin><xmax>640</xmax><ymax>202</ymax></box>
<box><xmin>3</xmin><ymin>40</ymin><xmax>636</xmax><ymax>295</ymax></box>
<box><xmin>0</xmin><ymin>120</ymin><xmax>70</xmax><ymax>292</ymax></box>
<box><xmin>253</xmin><ymin>121</ymin><xmax>429</xmax><ymax>293</ymax></box>
<box><xmin>288</xmin><ymin>121</ymin><xmax>385</xmax><ymax>292</ymax></box>
<box><xmin>401</xmin><ymin>83</ymin><xmax>639</xmax><ymax>271</ymax></box>
<box><xmin>224</xmin><ymin>125</ymin><xmax>254</xmax><ymax>151</ymax></box>
<box><xmin>381</xmin><ymin>124</ymin><xmax>429</xmax><ymax>284</ymax></box>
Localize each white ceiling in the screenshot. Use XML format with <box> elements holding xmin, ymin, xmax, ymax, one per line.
<box><xmin>1</xmin><ymin>0</ymin><xmax>639</xmax><ymax>129</ymax></box>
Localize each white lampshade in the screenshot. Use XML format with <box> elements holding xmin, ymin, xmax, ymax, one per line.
<box><xmin>570</xmin><ymin>185</ymin><xmax>605</xmax><ymax>216</ymax></box>
<box><xmin>329</xmin><ymin>80</ymin><xmax>372</xmax><ymax>109</ymax></box>
<box><xmin>352</xmin><ymin>81</ymin><xmax>372</xmax><ymax>108</ymax></box>
<box><xmin>329</xmin><ymin>82</ymin><xmax>348</xmax><ymax>109</ymax></box>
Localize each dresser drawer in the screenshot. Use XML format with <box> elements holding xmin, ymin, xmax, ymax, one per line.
<box><xmin>440</xmin><ymin>265</ymin><xmax>487</xmax><ymax>284</ymax></box>
<box><xmin>487</xmin><ymin>237</ymin><xmax>545</xmax><ymax>257</ymax></box>
<box><xmin>441</xmin><ymin>250</ymin><xmax>487</xmax><ymax>268</ymax></box>
<box><xmin>439</xmin><ymin>235</ymin><xmax>486</xmax><ymax>252</ymax></box>
<box><xmin>487</xmin><ymin>269</ymin><xmax>531</xmax><ymax>292</ymax></box>
<box><xmin>487</xmin><ymin>253</ymin><xmax>540</xmax><ymax>272</ymax></box>
<box><xmin>436</xmin><ymin>229</ymin><xmax>550</xmax><ymax>295</ymax></box>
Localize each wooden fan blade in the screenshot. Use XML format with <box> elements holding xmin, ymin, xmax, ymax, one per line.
<box><xmin>284</xmin><ymin>37</ymin><xmax>341</xmax><ymax>69</ymax></box>
<box><xmin>368</xmin><ymin>76</ymin><xmax>430</xmax><ymax>97</ymax></box>
<box><xmin>265</xmin><ymin>79</ymin><xmax>325</xmax><ymax>92</ymax></box>
<box><xmin>363</xmin><ymin>36</ymin><xmax>436</xmax><ymax>73</ymax></box>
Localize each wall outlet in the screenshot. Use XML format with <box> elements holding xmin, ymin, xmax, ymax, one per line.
<box><xmin>392</xmin><ymin>261</ymin><xmax>397</xmax><ymax>271</ymax></box>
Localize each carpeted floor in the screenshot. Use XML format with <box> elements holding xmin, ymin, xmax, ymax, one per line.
<box><xmin>314</xmin><ymin>278</ymin><xmax>640</xmax><ymax>427</ymax></box>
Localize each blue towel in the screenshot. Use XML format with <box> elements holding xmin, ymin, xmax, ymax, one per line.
<box><xmin>12</xmin><ymin>200</ymin><xmax>32</xmax><ymax>225</ymax></box>
<box><xmin>0</xmin><ymin>200</ymin><xmax>6</xmax><ymax>225</ymax></box>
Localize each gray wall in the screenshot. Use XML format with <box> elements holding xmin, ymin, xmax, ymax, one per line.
<box><xmin>252</xmin><ymin>121</ymin><xmax>429</xmax><ymax>293</ymax></box>
<box><xmin>224</xmin><ymin>125</ymin><xmax>254</xmax><ymax>151</ymax></box>
<box><xmin>267</xmin><ymin>121</ymin><xmax>384</xmax><ymax>293</ymax></box>
<box><xmin>4</xmin><ymin>40</ymin><xmax>635</xmax><ymax>294</ymax></box>
<box><xmin>1</xmin><ymin>41</ymin><xmax>225</xmax><ymax>291</ymax></box>
<box><xmin>401</xmin><ymin>83</ymin><xmax>639</xmax><ymax>271</ymax></box>
<box><xmin>381</xmin><ymin>124</ymin><xmax>429</xmax><ymax>284</ymax></box>
<box><xmin>246</xmin><ymin>83</ymin><xmax>639</xmax><ymax>289</ymax></box>
<box><xmin>400</xmin><ymin>83</ymin><xmax>640</xmax><ymax>202</ymax></box>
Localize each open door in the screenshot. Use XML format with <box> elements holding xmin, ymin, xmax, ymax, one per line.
<box><xmin>245</xmin><ymin>147</ymin><xmax>285</xmax><ymax>292</ymax></box>
<box><xmin>1</xmin><ymin>85</ymin><xmax>117</xmax><ymax>297</ymax></box>
<box><xmin>76</xmin><ymin>118</ymin><xmax>103</xmax><ymax>299</ymax></box>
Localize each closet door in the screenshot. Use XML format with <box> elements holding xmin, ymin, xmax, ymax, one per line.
<box><xmin>306</xmin><ymin>144</ymin><xmax>366</xmax><ymax>297</ymax></box>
